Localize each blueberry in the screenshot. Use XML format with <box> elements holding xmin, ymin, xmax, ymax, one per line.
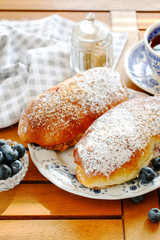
<box><xmin>10</xmin><ymin>160</ymin><xmax>22</xmax><ymax>175</ymax></box>
<box><xmin>131</xmin><ymin>195</ymin><xmax>144</xmax><ymax>203</ymax></box>
<box><xmin>0</xmin><ymin>164</ymin><xmax>12</xmax><ymax>180</ymax></box>
<box><xmin>148</xmin><ymin>208</ymin><xmax>160</xmax><ymax>222</ymax></box>
<box><xmin>0</xmin><ymin>139</ymin><xmax>7</xmax><ymax>149</ymax></box>
<box><xmin>139</xmin><ymin>167</ymin><xmax>156</xmax><ymax>184</ymax></box>
<box><xmin>0</xmin><ymin>151</ymin><xmax>4</xmax><ymax>164</ymax></box>
<box><xmin>13</xmin><ymin>144</ymin><xmax>25</xmax><ymax>158</ymax></box>
<box><xmin>152</xmin><ymin>157</ymin><xmax>160</xmax><ymax>170</ymax></box>
<box><xmin>1</xmin><ymin>144</ymin><xmax>18</xmax><ymax>162</ymax></box>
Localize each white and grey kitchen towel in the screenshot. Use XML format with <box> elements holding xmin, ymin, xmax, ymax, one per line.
<box><xmin>0</xmin><ymin>15</ymin><xmax>128</xmax><ymax>129</ymax></box>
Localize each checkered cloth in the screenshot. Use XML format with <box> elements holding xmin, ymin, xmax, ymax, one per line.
<box><xmin>0</xmin><ymin>15</ymin><xmax>128</xmax><ymax>129</ymax></box>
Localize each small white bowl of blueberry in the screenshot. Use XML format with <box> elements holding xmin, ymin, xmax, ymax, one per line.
<box><xmin>0</xmin><ymin>139</ymin><xmax>29</xmax><ymax>191</ymax></box>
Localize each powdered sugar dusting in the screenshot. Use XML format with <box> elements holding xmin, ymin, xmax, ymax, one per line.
<box><xmin>74</xmin><ymin>67</ymin><xmax>126</xmax><ymax>113</ymax></box>
<box><xmin>20</xmin><ymin>67</ymin><xmax>127</xmax><ymax>140</ymax></box>
<box><xmin>75</xmin><ymin>96</ymin><xmax>160</xmax><ymax>177</ymax></box>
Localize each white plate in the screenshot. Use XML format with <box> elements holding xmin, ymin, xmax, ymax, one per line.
<box><xmin>124</xmin><ymin>40</ymin><xmax>160</xmax><ymax>95</ymax></box>
<box><xmin>28</xmin><ymin>89</ymin><xmax>160</xmax><ymax>200</ymax></box>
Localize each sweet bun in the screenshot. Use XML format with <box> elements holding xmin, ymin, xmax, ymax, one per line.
<box><xmin>73</xmin><ymin>96</ymin><xmax>160</xmax><ymax>188</ymax></box>
<box><xmin>18</xmin><ymin>67</ymin><xmax>128</xmax><ymax>151</ymax></box>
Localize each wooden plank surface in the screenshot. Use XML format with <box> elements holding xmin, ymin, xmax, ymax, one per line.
<box><xmin>24</xmin><ymin>153</ymin><xmax>47</xmax><ymax>181</ymax></box>
<box><xmin>0</xmin><ymin>11</ymin><xmax>111</xmax><ymax>26</ymax></box>
<box><xmin>0</xmin><ymin>0</ymin><xmax>160</xmax><ymax>11</ymax></box>
<box><xmin>111</xmin><ymin>11</ymin><xmax>142</xmax><ymax>91</ymax></box>
<box><xmin>0</xmin><ymin>124</ymin><xmax>26</xmax><ymax>146</ymax></box>
<box><xmin>0</xmin><ymin>219</ymin><xmax>124</xmax><ymax>240</ymax></box>
<box><xmin>137</xmin><ymin>12</ymin><xmax>160</xmax><ymax>30</ymax></box>
<box><xmin>0</xmin><ymin>184</ymin><xmax>121</xmax><ymax>217</ymax></box>
<box><xmin>123</xmin><ymin>191</ymin><xmax>160</xmax><ymax>240</ymax></box>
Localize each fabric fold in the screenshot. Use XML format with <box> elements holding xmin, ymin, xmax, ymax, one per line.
<box><xmin>0</xmin><ymin>15</ymin><xmax>128</xmax><ymax>129</ymax></box>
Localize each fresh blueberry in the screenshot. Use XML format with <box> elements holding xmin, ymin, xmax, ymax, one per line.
<box><xmin>10</xmin><ymin>160</ymin><xmax>22</xmax><ymax>175</ymax></box>
<box><xmin>148</xmin><ymin>208</ymin><xmax>160</xmax><ymax>222</ymax></box>
<box><xmin>1</xmin><ymin>144</ymin><xmax>18</xmax><ymax>162</ymax></box>
<box><xmin>139</xmin><ymin>167</ymin><xmax>156</xmax><ymax>184</ymax></box>
<box><xmin>0</xmin><ymin>151</ymin><xmax>4</xmax><ymax>164</ymax></box>
<box><xmin>0</xmin><ymin>164</ymin><xmax>12</xmax><ymax>180</ymax></box>
<box><xmin>0</xmin><ymin>139</ymin><xmax>7</xmax><ymax>149</ymax></box>
<box><xmin>131</xmin><ymin>195</ymin><xmax>144</xmax><ymax>203</ymax></box>
<box><xmin>152</xmin><ymin>157</ymin><xmax>160</xmax><ymax>170</ymax></box>
<box><xmin>13</xmin><ymin>143</ymin><xmax>25</xmax><ymax>158</ymax></box>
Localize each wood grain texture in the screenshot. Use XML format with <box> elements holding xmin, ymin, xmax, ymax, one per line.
<box><xmin>0</xmin><ymin>11</ymin><xmax>111</xmax><ymax>27</ymax></box>
<box><xmin>0</xmin><ymin>124</ymin><xmax>27</xmax><ymax>147</ymax></box>
<box><xmin>0</xmin><ymin>0</ymin><xmax>160</xmax><ymax>11</ymax></box>
<box><xmin>0</xmin><ymin>184</ymin><xmax>121</xmax><ymax>217</ymax></box>
<box><xmin>123</xmin><ymin>191</ymin><xmax>160</xmax><ymax>240</ymax></box>
<box><xmin>111</xmin><ymin>11</ymin><xmax>143</xmax><ymax>91</ymax></box>
<box><xmin>23</xmin><ymin>152</ymin><xmax>47</xmax><ymax>181</ymax></box>
<box><xmin>0</xmin><ymin>219</ymin><xmax>123</xmax><ymax>240</ymax></box>
<box><xmin>139</xmin><ymin>30</ymin><xmax>145</xmax><ymax>40</ymax></box>
<box><xmin>137</xmin><ymin>12</ymin><xmax>160</xmax><ymax>30</ymax></box>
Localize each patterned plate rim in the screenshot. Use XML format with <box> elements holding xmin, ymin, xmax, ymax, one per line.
<box><xmin>124</xmin><ymin>39</ymin><xmax>160</xmax><ymax>96</ymax></box>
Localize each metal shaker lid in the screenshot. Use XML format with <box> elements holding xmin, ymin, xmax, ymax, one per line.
<box><xmin>72</xmin><ymin>12</ymin><xmax>111</xmax><ymax>43</ymax></box>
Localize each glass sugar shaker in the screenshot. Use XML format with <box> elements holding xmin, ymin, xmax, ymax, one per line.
<box><xmin>70</xmin><ymin>12</ymin><xmax>113</xmax><ymax>74</ymax></box>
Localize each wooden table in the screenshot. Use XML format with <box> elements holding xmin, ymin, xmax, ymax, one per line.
<box><xmin>0</xmin><ymin>1</ymin><xmax>160</xmax><ymax>239</ymax></box>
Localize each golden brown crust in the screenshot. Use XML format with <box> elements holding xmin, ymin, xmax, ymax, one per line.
<box><xmin>74</xmin><ymin>96</ymin><xmax>160</xmax><ymax>188</ymax></box>
<box><xmin>75</xmin><ymin>140</ymin><xmax>153</xmax><ymax>188</ymax></box>
<box><xmin>18</xmin><ymin>67</ymin><xmax>128</xmax><ymax>151</ymax></box>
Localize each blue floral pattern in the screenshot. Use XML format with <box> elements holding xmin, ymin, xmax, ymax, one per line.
<box><xmin>148</xmin><ymin>26</ymin><xmax>160</xmax><ymax>42</ymax></box>
<box><xmin>125</xmin><ymin>40</ymin><xmax>160</xmax><ymax>95</ymax></box>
